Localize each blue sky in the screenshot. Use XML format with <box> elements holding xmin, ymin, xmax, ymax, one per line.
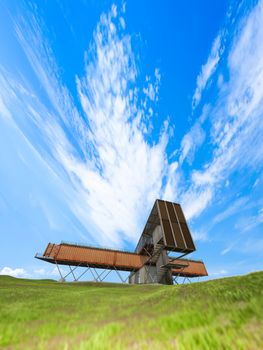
<box><xmin>0</xmin><ymin>0</ymin><xmax>263</xmax><ymax>281</ymax></box>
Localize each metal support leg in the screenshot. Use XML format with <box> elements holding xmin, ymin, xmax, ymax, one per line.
<box><xmin>96</xmin><ymin>268</ymin><xmax>110</xmax><ymax>281</ymax></box>
<box><xmin>114</xmin><ymin>268</ymin><xmax>125</xmax><ymax>283</ymax></box>
<box><xmin>173</xmin><ymin>276</ymin><xmax>179</xmax><ymax>284</ymax></box>
<box><xmin>128</xmin><ymin>269</ymin><xmax>138</xmax><ymax>282</ymax></box>
<box><xmin>76</xmin><ymin>267</ymin><xmax>90</xmax><ymax>281</ymax></box>
<box><xmin>93</xmin><ymin>268</ymin><xmax>102</xmax><ymax>282</ymax></box>
<box><xmin>123</xmin><ymin>274</ymin><xmax>131</xmax><ymax>283</ymax></box>
<box><xmin>69</xmin><ymin>266</ymin><xmax>77</xmax><ymax>281</ymax></box>
<box><xmin>90</xmin><ymin>268</ymin><xmax>99</xmax><ymax>282</ymax></box>
<box><xmin>63</xmin><ymin>264</ymin><xmax>80</xmax><ymax>280</ymax></box>
<box><xmin>100</xmin><ymin>269</ymin><xmax>112</xmax><ymax>282</ymax></box>
<box><xmin>55</xmin><ymin>261</ymin><xmax>64</xmax><ymax>282</ymax></box>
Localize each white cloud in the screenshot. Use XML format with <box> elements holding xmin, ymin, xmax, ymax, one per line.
<box><xmin>2</xmin><ymin>0</ymin><xmax>263</xmax><ymax>253</ymax></box>
<box><xmin>143</xmin><ymin>69</ymin><xmax>161</xmax><ymax>103</ymax></box>
<box><xmin>182</xmin><ymin>186</ymin><xmax>213</xmax><ymax>220</ymax></box>
<box><xmin>178</xmin><ymin>104</ymin><xmax>210</xmax><ymax>166</ymax></box>
<box><xmin>222</xmin><ymin>234</ymin><xmax>263</xmax><ymax>256</ymax></box>
<box><xmin>213</xmin><ymin>197</ymin><xmax>249</xmax><ymax>224</ymax></box>
<box><xmin>192</xmin><ymin>34</ymin><xmax>223</xmax><ymax>109</ymax></box>
<box><xmin>192</xmin><ymin>229</ymin><xmax>207</xmax><ymax>242</ymax></box>
<box><xmin>33</xmin><ymin>268</ymin><xmax>46</xmax><ymax>275</ymax></box>
<box><xmin>240</xmin><ymin>238</ymin><xmax>263</xmax><ymax>254</ymax></box>
<box><xmin>210</xmin><ymin>269</ymin><xmax>228</xmax><ymax>276</ymax></box>
<box><xmin>143</xmin><ymin>83</ymin><xmax>155</xmax><ymax>101</ymax></box>
<box><xmin>235</xmin><ymin>208</ymin><xmax>263</xmax><ymax>233</ymax></box>
<box><xmin>49</xmin><ymin>267</ymin><xmax>67</xmax><ymax>276</ymax></box>
<box><xmin>181</xmin><ymin>1</ymin><xmax>263</xmax><ymax>220</ymax></box>
<box><xmin>221</xmin><ymin>241</ymin><xmax>237</xmax><ymax>255</ymax></box>
<box><xmin>220</xmin><ymin>206</ymin><xmax>263</xmax><ymax>256</ymax></box>
<box><xmin>0</xmin><ymin>95</ymin><xmax>12</xmax><ymax>121</ymax></box>
<box><xmin>179</xmin><ymin>122</ymin><xmax>205</xmax><ymax>165</ymax></box>
<box><xmin>65</xmin><ymin>9</ymin><xmax>172</xmax><ymax>245</ymax></box>
<box><xmin>119</xmin><ymin>17</ymin><xmax>125</xmax><ymax>30</ymax></box>
<box><xmin>0</xmin><ymin>5</ymin><xmax>175</xmax><ymax>248</ymax></box>
<box><xmin>253</xmin><ymin>178</ymin><xmax>260</xmax><ymax>188</ymax></box>
<box><xmin>32</xmin><ymin>267</ymin><xmax>66</xmax><ymax>278</ymax></box>
<box><xmin>0</xmin><ymin>267</ymin><xmax>27</xmax><ymax>277</ymax></box>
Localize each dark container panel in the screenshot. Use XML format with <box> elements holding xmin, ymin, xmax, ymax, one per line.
<box><xmin>161</xmin><ymin>219</ymin><xmax>175</xmax><ymax>246</ymax></box>
<box><xmin>171</xmin><ymin>222</ymin><xmax>186</xmax><ymax>250</ymax></box>
<box><xmin>180</xmin><ymin>223</ymin><xmax>195</xmax><ymax>251</ymax></box>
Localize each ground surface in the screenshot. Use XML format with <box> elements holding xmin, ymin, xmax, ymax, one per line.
<box><xmin>0</xmin><ymin>272</ymin><xmax>263</xmax><ymax>350</ymax></box>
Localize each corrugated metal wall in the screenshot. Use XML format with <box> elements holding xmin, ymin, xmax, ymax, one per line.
<box><xmin>43</xmin><ymin>244</ymin><xmax>147</xmax><ymax>270</ymax></box>
<box><xmin>170</xmin><ymin>258</ymin><xmax>208</xmax><ymax>277</ymax></box>
<box><xmin>41</xmin><ymin>243</ymin><xmax>207</xmax><ymax>277</ymax></box>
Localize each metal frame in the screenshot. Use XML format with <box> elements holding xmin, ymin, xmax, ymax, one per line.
<box><xmin>54</xmin><ymin>262</ymin><xmax>133</xmax><ymax>284</ymax></box>
<box><xmin>52</xmin><ymin>258</ymin><xmax>205</xmax><ymax>285</ymax></box>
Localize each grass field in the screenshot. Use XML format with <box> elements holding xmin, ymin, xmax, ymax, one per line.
<box><xmin>0</xmin><ymin>271</ymin><xmax>263</xmax><ymax>350</ymax></box>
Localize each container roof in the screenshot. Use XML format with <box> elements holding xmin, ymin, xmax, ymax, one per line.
<box><xmin>136</xmin><ymin>199</ymin><xmax>196</xmax><ymax>253</ymax></box>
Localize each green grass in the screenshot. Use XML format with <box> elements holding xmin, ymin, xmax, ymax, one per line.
<box><xmin>0</xmin><ymin>271</ymin><xmax>263</xmax><ymax>349</ymax></box>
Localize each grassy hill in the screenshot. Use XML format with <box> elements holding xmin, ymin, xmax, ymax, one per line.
<box><xmin>0</xmin><ymin>272</ymin><xmax>263</xmax><ymax>350</ymax></box>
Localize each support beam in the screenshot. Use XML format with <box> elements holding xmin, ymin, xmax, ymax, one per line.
<box><xmin>76</xmin><ymin>267</ymin><xmax>90</xmax><ymax>281</ymax></box>
<box><xmin>69</xmin><ymin>266</ymin><xmax>77</xmax><ymax>281</ymax></box>
<box><xmin>114</xmin><ymin>268</ymin><xmax>125</xmax><ymax>283</ymax></box>
<box><xmin>89</xmin><ymin>268</ymin><xmax>99</xmax><ymax>282</ymax></box>
<box><xmin>55</xmin><ymin>261</ymin><xmax>64</xmax><ymax>282</ymax></box>
<box><xmin>100</xmin><ymin>269</ymin><xmax>112</xmax><ymax>282</ymax></box>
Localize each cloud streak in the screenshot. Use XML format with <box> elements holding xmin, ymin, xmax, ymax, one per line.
<box><xmin>181</xmin><ymin>0</ymin><xmax>263</xmax><ymax>221</ymax></box>
<box><xmin>1</xmin><ymin>0</ymin><xmax>263</xmax><ymax>256</ymax></box>
<box><xmin>1</xmin><ymin>5</ymin><xmax>174</xmax><ymax>248</ymax></box>
<box><xmin>192</xmin><ymin>34</ymin><xmax>223</xmax><ymax>109</ymax></box>
<box><xmin>0</xmin><ymin>267</ymin><xmax>27</xmax><ymax>278</ymax></box>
